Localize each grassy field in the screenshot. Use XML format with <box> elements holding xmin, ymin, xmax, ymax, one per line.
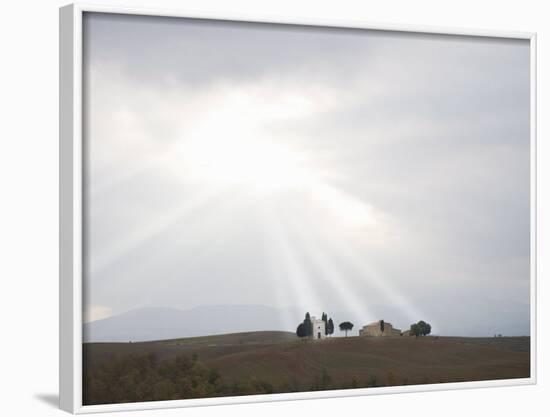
<box><xmin>83</xmin><ymin>332</ymin><xmax>530</xmax><ymax>405</ymax></box>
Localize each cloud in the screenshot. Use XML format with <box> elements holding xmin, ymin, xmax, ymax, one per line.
<box><xmin>82</xmin><ymin>12</ymin><xmax>530</xmax><ymax>336</ymax></box>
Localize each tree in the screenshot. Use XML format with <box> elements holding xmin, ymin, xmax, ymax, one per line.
<box><xmin>339</xmin><ymin>321</ymin><xmax>354</xmax><ymax>337</ymax></box>
<box><xmin>296</xmin><ymin>323</ymin><xmax>307</xmax><ymax>339</ymax></box>
<box><xmin>380</xmin><ymin>319</ymin><xmax>385</xmax><ymax>333</ymax></box>
<box><xmin>418</xmin><ymin>321</ymin><xmax>431</xmax><ymax>336</ymax></box>
<box><xmin>327</xmin><ymin>318</ymin><xmax>334</xmax><ymax>337</ymax></box>
<box><xmin>410</xmin><ymin>321</ymin><xmax>432</xmax><ymax>337</ymax></box>
<box><xmin>322</xmin><ymin>312</ymin><xmax>328</xmax><ymax>335</ymax></box>
<box><xmin>410</xmin><ymin>323</ymin><xmax>421</xmax><ymax>338</ymax></box>
<box><xmin>303</xmin><ymin>312</ymin><xmax>313</xmax><ymax>337</ymax></box>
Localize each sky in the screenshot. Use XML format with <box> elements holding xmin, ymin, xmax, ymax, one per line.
<box><xmin>82</xmin><ymin>12</ymin><xmax>531</xmax><ymax>336</ymax></box>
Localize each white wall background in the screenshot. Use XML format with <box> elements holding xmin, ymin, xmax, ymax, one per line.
<box><xmin>0</xmin><ymin>1</ymin><xmax>547</xmax><ymax>416</ymax></box>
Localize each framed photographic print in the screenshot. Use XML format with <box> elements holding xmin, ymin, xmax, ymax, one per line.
<box><xmin>59</xmin><ymin>3</ymin><xmax>537</xmax><ymax>413</ymax></box>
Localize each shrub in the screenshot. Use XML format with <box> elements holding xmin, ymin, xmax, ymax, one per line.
<box><xmin>367</xmin><ymin>375</ymin><xmax>378</xmax><ymax>387</ymax></box>
<box><xmin>84</xmin><ymin>353</ymin><xmax>225</xmax><ymax>405</ymax></box>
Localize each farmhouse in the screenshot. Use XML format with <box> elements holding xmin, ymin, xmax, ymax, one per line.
<box><xmin>310</xmin><ymin>316</ymin><xmax>326</xmax><ymax>339</ymax></box>
<box><xmin>359</xmin><ymin>320</ymin><xmax>402</xmax><ymax>337</ymax></box>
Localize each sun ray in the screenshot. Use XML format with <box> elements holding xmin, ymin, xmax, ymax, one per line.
<box><xmin>276</xmin><ymin>201</ymin><xmax>377</xmax><ymax>324</ymax></box>
<box><xmin>89</xmin><ymin>147</ymin><xmax>185</xmax><ymax>197</ymax></box>
<box><xmin>287</xmin><ymin>184</ymin><xmax>428</xmax><ymax>323</ymax></box>
<box><xmin>88</xmin><ymin>187</ymin><xmax>226</xmax><ymax>275</ymax></box>
<box><xmin>258</xmin><ymin>200</ymin><xmax>326</xmax><ymax>328</ymax></box>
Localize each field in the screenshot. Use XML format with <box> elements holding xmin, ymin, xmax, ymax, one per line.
<box><xmin>83</xmin><ymin>332</ymin><xmax>530</xmax><ymax>405</ymax></box>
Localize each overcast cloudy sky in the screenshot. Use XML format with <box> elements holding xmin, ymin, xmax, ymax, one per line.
<box><xmin>82</xmin><ymin>12</ymin><xmax>531</xmax><ymax>336</ymax></box>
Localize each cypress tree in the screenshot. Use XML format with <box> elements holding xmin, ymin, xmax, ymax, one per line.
<box><xmin>296</xmin><ymin>323</ymin><xmax>306</xmax><ymax>338</ymax></box>
<box><xmin>304</xmin><ymin>312</ymin><xmax>312</xmax><ymax>337</ymax></box>
<box><xmin>327</xmin><ymin>318</ymin><xmax>334</xmax><ymax>336</ymax></box>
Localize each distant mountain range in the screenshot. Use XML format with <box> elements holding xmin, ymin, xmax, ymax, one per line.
<box><xmin>83</xmin><ymin>305</ymin><xmax>309</xmax><ymax>343</ymax></box>
<box><xmin>83</xmin><ymin>302</ymin><xmax>531</xmax><ymax>342</ymax></box>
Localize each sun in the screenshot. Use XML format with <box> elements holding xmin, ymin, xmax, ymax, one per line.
<box><xmin>185</xmin><ymin>135</ymin><xmax>316</xmax><ymax>192</ymax></box>
<box><xmin>176</xmin><ymin>88</ymin><xmax>320</xmax><ymax>193</ymax></box>
<box><xmin>171</xmin><ymin>86</ymin><xmax>379</xmax><ymax>230</ymax></box>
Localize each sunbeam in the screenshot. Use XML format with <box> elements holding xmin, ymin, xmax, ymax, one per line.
<box><xmin>259</xmin><ymin>199</ymin><xmax>327</xmax><ymax>325</ymax></box>
<box><xmin>284</xmin><ymin>185</ymin><xmax>427</xmax><ymax>323</ymax></box>
<box><xmin>276</xmin><ymin>201</ymin><xmax>377</xmax><ymax>324</ymax></box>
<box><xmin>88</xmin><ymin>187</ymin><xmax>226</xmax><ymax>275</ymax></box>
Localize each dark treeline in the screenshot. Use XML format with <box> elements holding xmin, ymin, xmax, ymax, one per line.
<box><xmin>84</xmin><ymin>353</ymin><xmax>225</xmax><ymax>404</ymax></box>
<box><xmin>83</xmin><ymin>352</ymin><xmax>404</xmax><ymax>405</ymax></box>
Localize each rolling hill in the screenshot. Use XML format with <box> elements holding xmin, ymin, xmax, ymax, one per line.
<box><xmin>83</xmin><ymin>331</ymin><xmax>530</xmax><ymax>405</ymax></box>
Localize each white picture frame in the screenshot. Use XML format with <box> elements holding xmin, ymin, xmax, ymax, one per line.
<box><xmin>60</xmin><ymin>2</ymin><xmax>537</xmax><ymax>413</ymax></box>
